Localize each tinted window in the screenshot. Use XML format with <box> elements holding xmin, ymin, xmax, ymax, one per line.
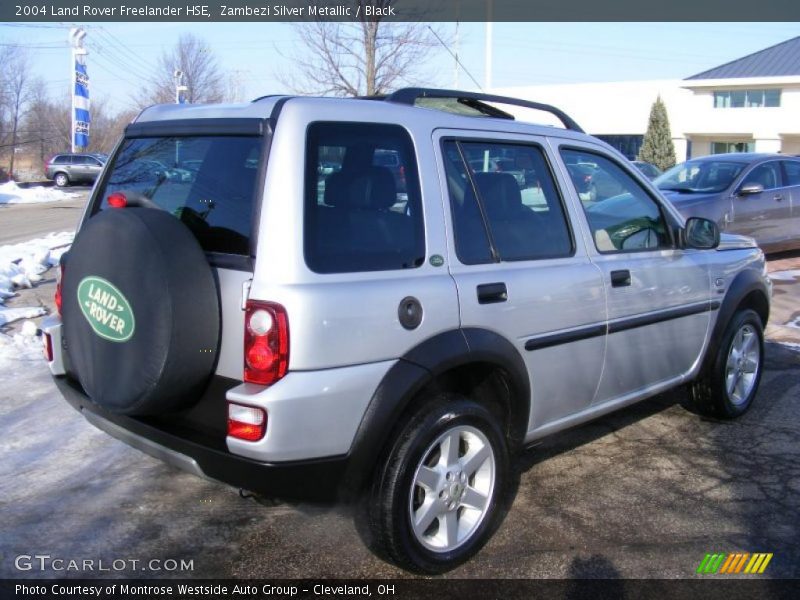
<box><xmin>304</xmin><ymin>122</ymin><xmax>424</xmax><ymax>274</ymax></box>
<box><xmin>742</xmin><ymin>162</ymin><xmax>781</xmax><ymax>191</ymax></box>
<box><xmin>563</xmin><ymin>149</ymin><xmax>671</xmax><ymax>252</ymax></box>
<box><xmin>97</xmin><ymin>136</ymin><xmax>262</xmax><ymax>255</ymax></box>
<box><xmin>443</xmin><ymin>140</ymin><xmax>572</xmax><ymax>263</ymax></box>
<box><xmin>52</xmin><ymin>155</ymin><xmax>70</xmax><ymax>165</ymax></box>
<box><xmin>783</xmin><ymin>161</ymin><xmax>800</xmax><ymax>186</ymax></box>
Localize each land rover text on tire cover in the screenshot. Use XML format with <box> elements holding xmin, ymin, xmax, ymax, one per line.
<box><xmin>43</xmin><ymin>89</ymin><xmax>771</xmax><ymax>573</ymax></box>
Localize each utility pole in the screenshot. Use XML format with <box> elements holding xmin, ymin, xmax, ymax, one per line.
<box><xmin>174</xmin><ymin>69</ymin><xmax>188</xmax><ymax>104</ymax></box>
<box><xmin>485</xmin><ymin>0</ymin><xmax>493</xmax><ymax>90</ymax></box>
<box><xmin>69</xmin><ymin>27</ymin><xmax>88</xmax><ymax>154</ymax></box>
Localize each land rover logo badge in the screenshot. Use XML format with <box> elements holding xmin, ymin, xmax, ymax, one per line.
<box><xmin>429</xmin><ymin>254</ymin><xmax>444</xmax><ymax>267</ymax></box>
<box><xmin>77</xmin><ymin>276</ymin><xmax>135</xmax><ymax>342</ymax></box>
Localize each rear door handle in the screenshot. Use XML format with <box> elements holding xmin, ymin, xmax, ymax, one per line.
<box><xmin>477</xmin><ymin>282</ymin><xmax>507</xmax><ymax>304</ymax></box>
<box><xmin>610</xmin><ymin>270</ymin><xmax>631</xmax><ymax>288</ymax></box>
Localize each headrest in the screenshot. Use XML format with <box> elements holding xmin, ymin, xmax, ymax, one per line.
<box><xmin>323</xmin><ymin>171</ymin><xmax>350</xmax><ymax>207</ymax></box>
<box><xmin>331</xmin><ymin>166</ymin><xmax>397</xmax><ymax>210</ymax></box>
<box><xmin>474</xmin><ymin>172</ymin><xmax>523</xmax><ymax>219</ymax></box>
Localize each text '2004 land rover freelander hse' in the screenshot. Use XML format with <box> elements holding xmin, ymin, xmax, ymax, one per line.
<box><xmin>43</xmin><ymin>89</ymin><xmax>771</xmax><ymax>573</ymax></box>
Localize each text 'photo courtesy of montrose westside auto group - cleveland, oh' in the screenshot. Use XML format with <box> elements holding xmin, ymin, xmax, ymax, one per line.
<box><xmin>1</xmin><ymin>1</ymin><xmax>800</xmax><ymax>599</ymax></box>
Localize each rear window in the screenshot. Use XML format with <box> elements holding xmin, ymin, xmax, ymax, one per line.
<box><xmin>96</xmin><ymin>136</ymin><xmax>262</xmax><ymax>255</ymax></box>
<box><xmin>304</xmin><ymin>122</ymin><xmax>425</xmax><ymax>274</ymax></box>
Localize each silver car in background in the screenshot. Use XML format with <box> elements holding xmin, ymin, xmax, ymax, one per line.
<box><xmin>656</xmin><ymin>153</ymin><xmax>800</xmax><ymax>253</ymax></box>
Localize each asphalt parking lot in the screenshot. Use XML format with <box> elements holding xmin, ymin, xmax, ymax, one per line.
<box><xmin>1</xmin><ymin>197</ymin><xmax>798</xmax><ymax>579</ymax></box>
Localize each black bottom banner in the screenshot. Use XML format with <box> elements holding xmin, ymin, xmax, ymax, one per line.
<box><xmin>2</xmin><ymin>579</ymin><xmax>800</xmax><ymax>600</ymax></box>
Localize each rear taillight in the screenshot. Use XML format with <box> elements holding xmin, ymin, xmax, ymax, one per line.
<box><xmin>244</xmin><ymin>301</ymin><xmax>289</xmax><ymax>386</ymax></box>
<box><xmin>55</xmin><ymin>261</ymin><xmax>64</xmax><ymax>316</ymax></box>
<box><xmin>107</xmin><ymin>192</ymin><xmax>127</xmax><ymax>208</ymax></box>
<box><xmin>43</xmin><ymin>332</ymin><xmax>53</xmax><ymax>362</ymax></box>
<box><xmin>227</xmin><ymin>402</ymin><xmax>266</xmax><ymax>441</ymax></box>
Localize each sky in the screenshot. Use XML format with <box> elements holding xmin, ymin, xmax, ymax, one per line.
<box><xmin>1</xmin><ymin>21</ymin><xmax>799</xmax><ymax>114</ymax></box>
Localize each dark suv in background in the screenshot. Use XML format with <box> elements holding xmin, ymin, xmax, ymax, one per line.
<box><xmin>45</xmin><ymin>153</ymin><xmax>107</xmax><ymax>187</ymax></box>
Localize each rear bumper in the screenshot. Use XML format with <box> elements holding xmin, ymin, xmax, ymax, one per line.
<box><xmin>54</xmin><ymin>376</ymin><xmax>348</xmax><ymax>502</ymax></box>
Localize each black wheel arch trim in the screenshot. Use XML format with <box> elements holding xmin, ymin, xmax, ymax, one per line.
<box><xmin>705</xmin><ymin>268</ymin><xmax>770</xmax><ymax>371</ymax></box>
<box><xmin>341</xmin><ymin>328</ymin><xmax>530</xmax><ymax>499</ymax></box>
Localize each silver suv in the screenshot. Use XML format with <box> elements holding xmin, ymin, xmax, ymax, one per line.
<box><xmin>45</xmin><ymin>152</ymin><xmax>107</xmax><ymax>187</ymax></box>
<box><xmin>42</xmin><ymin>89</ymin><xmax>771</xmax><ymax>573</ymax></box>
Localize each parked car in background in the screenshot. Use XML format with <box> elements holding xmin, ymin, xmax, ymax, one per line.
<box><xmin>45</xmin><ymin>153</ymin><xmax>107</xmax><ymax>187</ymax></box>
<box><xmin>632</xmin><ymin>160</ymin><xmax>663</xmax><ymax>180</ymax></box>
<box><xmin>655</xmin><ymin>153</ymin><xmax>800</xmax><ymax>253</ymax></box>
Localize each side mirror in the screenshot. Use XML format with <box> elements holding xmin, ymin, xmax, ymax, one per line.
<box><xmin>738</xmin><ymin>182</ymin><xmax>764</xmax><ymax>196</ymax></box>
<box><xmin>684</xmin><ymin>217</ymin><xmax>720</xmax><ymax>250</ymax></box>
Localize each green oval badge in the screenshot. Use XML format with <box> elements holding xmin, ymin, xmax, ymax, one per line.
<box><xmin>429</xmin><ymin>254</ymin><xmax>445</xmax><ymax>267</ymax></box>
<box><xmin>77</xmin><ymin>276</ymin><xmax>135</xmax><ymax>343</ymax></box>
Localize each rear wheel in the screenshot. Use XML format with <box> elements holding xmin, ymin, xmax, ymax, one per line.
<box><xmin>54</xmin><ymin>172</ymin><xmax>69</xmax><ymax>187</ymax></box>
<box><xmin>689</xmin><ymin>309</ymin><xmax>764</xmax><ymax>419</ymax></box>
<box><xmin>366</xmin><ymin>395</ymin><xmax>510</xmax><ymax>573</ymax></box>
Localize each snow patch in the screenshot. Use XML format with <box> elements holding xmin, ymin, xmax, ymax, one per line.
<box><xmin>0</xmin><ymin>331</ymin><xmax>43</xmax><ymax>364</ymax></box>
<box><xmin>769</xmin><ymin>269</ymin><xmax>800</xmax><ymax>282</ymax></box>
<box><xmin>778</xmin><ymin>341</ymin><xmax>800</xmax><ymax>352</ymax></box>
<box><xmin>0</xmin><ymin>306</ymin><xmax>46</xmax><ymax>327</ymax></box>
<box><xmin>785</xmin><ymin>316</ymin><xmax>800</xmax><ymax>330</ymax></box>
<box><xmin>0</xmin><ymin>181</ymin><xmax>77</xmax><ymax>205</ymax></box>
<box><xmin>0</xmin><ymin>231</ymin><xmax>73</xmax><ymax>304</ymax></box>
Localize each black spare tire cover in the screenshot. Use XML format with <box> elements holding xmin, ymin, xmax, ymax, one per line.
<box><xmin>62</xmin><ymin>208</ymin><xmax>221</xmax><ymax>415</ymax></box>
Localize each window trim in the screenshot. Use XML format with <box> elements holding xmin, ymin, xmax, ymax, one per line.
<box><xmin>559</xmin><ymin>145</ymin><xmax>678</xmax><ymax>255</ymax></box>
<box><xmin>302</xmin><ymin>120</ymin><xmax>426</xmax><ymax>275</ymax></box>
<box><xmin>440</xmin><ymin>136</ymin><xmax>577</xmax><ymax>266</ymax></box>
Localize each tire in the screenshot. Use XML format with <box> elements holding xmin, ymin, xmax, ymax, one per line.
<box><xmin>62</xmin><ymin>208</ymin><xmax>220</xmax><ymax>416</ymax></box>
<box><xmin>54</xmin><ymin>172</ymin><xmax>69</xmax><ymax>187</ymax></box>
<box><xmin>689</xmin><ymin>309</ymin><xmax>764</xmax><ymax>419</ymax></box>
<box><xmin>366</xmin><ymin>395</ymin><xmax>510</xmax><ymax>574</ymax></box>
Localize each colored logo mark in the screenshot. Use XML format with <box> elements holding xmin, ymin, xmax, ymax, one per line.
<box><xmin>77</xmin><ymin>276</ymin><xmax>136</xmax><ymax>342</ymax></box>
<box><xmin>697</xmin><ymin>552</ymin><xmax>773</xmax><ymax>574</ymax></box>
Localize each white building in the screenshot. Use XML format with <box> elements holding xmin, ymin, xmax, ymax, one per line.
<box><xmin>494</xmin><ymin>36</ymin><xmax>800</xmax><ymax>161</ymax></box>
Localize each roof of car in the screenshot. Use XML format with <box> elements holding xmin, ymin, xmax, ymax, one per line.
<box><xmin>687</xmin><ymin>153</ymin><xmax>793</xmax><ymax>163</ymax></box>
<box><xmin>131</xmin><ymin>91</ymin><xmax>597</xmax><ymax>146</ymax></box>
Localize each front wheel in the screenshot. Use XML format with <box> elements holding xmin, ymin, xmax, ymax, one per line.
<box><xmin>366</xmin><ymin>396</ymin><xmax>510</xmax><ymax>573</ymax></box>
<box><xmin>689</xmin><ymin>308</ymin><xmax>764</xmax><ymax>419</ymax></box>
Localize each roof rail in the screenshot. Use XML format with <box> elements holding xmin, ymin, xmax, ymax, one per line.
<box><xmin>385</xmin><ymin>88</ymin><xmax>584</xmax><ymax>133</ymax></box>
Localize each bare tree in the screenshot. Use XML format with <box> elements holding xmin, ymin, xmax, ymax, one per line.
<box><xmin>2</xmin><ymin>46</ymin><xmax>32</xmax><ymax>177</ymax></box>
<box><xmin>138</xmin><ymin>33</ymin><xmax>224</xmax><ymax>106</ymax></box>
<box><xmin>279</xmin><ymin>2</ymin><xmax>442</xmax><ymax>97</ymax></box>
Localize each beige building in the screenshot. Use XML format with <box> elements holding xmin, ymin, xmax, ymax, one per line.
<box><xmin>495</xmin><ymin>36</ymin><xmax>800</xmax><ymax>161</ymax></box>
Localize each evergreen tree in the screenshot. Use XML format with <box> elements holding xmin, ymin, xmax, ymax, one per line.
<box><xmin>637</xmin><ymin>96</ymin><xmax>676</xmax><ymax>171</ymax></box>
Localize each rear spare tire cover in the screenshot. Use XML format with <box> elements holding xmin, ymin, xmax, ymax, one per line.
<box><xmin>62</xmin><ymin>208</ymin><xmax>221</xmax><ymax>415</ymax></box>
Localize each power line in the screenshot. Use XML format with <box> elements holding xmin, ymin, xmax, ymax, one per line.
<box><xmin>428</xmin><ymin>26</ymin><xmax>482</xmax><ymax>91</ymax></box>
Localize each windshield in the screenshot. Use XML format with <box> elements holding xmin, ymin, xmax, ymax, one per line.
<box><xmin>655</xmin><ymin>160</ymin><xmax>747</xmax><ymax>194</ymax></box>
<box><xmin>95</xmin><ymin>135</ymin><xmax>262</xmax><ymax>256</ymax></box>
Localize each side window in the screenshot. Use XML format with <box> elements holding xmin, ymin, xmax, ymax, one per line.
<box><xmin>304</xmin><ymin>122</ymin><xmax>424</xmax><ymax>274</ymax></box>
<box><xmin>743</xmin><ymin>162</ymin><xmax>781</xmax><ymax>190</ymax></box>
<box><xmin>561</xmin><ymin>148</ymin><xmax>672</xmax><ymax>252</ymax></box>
<box><xmin>783</xmin><ymin>161</ymin><xmax>800</xmax><ymax>186</ymax></box>
<box><xmin>53</xmin><ymin>155</ymin><xmax>69</xmax><ymax>165</ymax></box>
<box><xmin>442</xmin><ymin>140</ymin><xmax>572</xmax><ymax>263</ymax></box>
